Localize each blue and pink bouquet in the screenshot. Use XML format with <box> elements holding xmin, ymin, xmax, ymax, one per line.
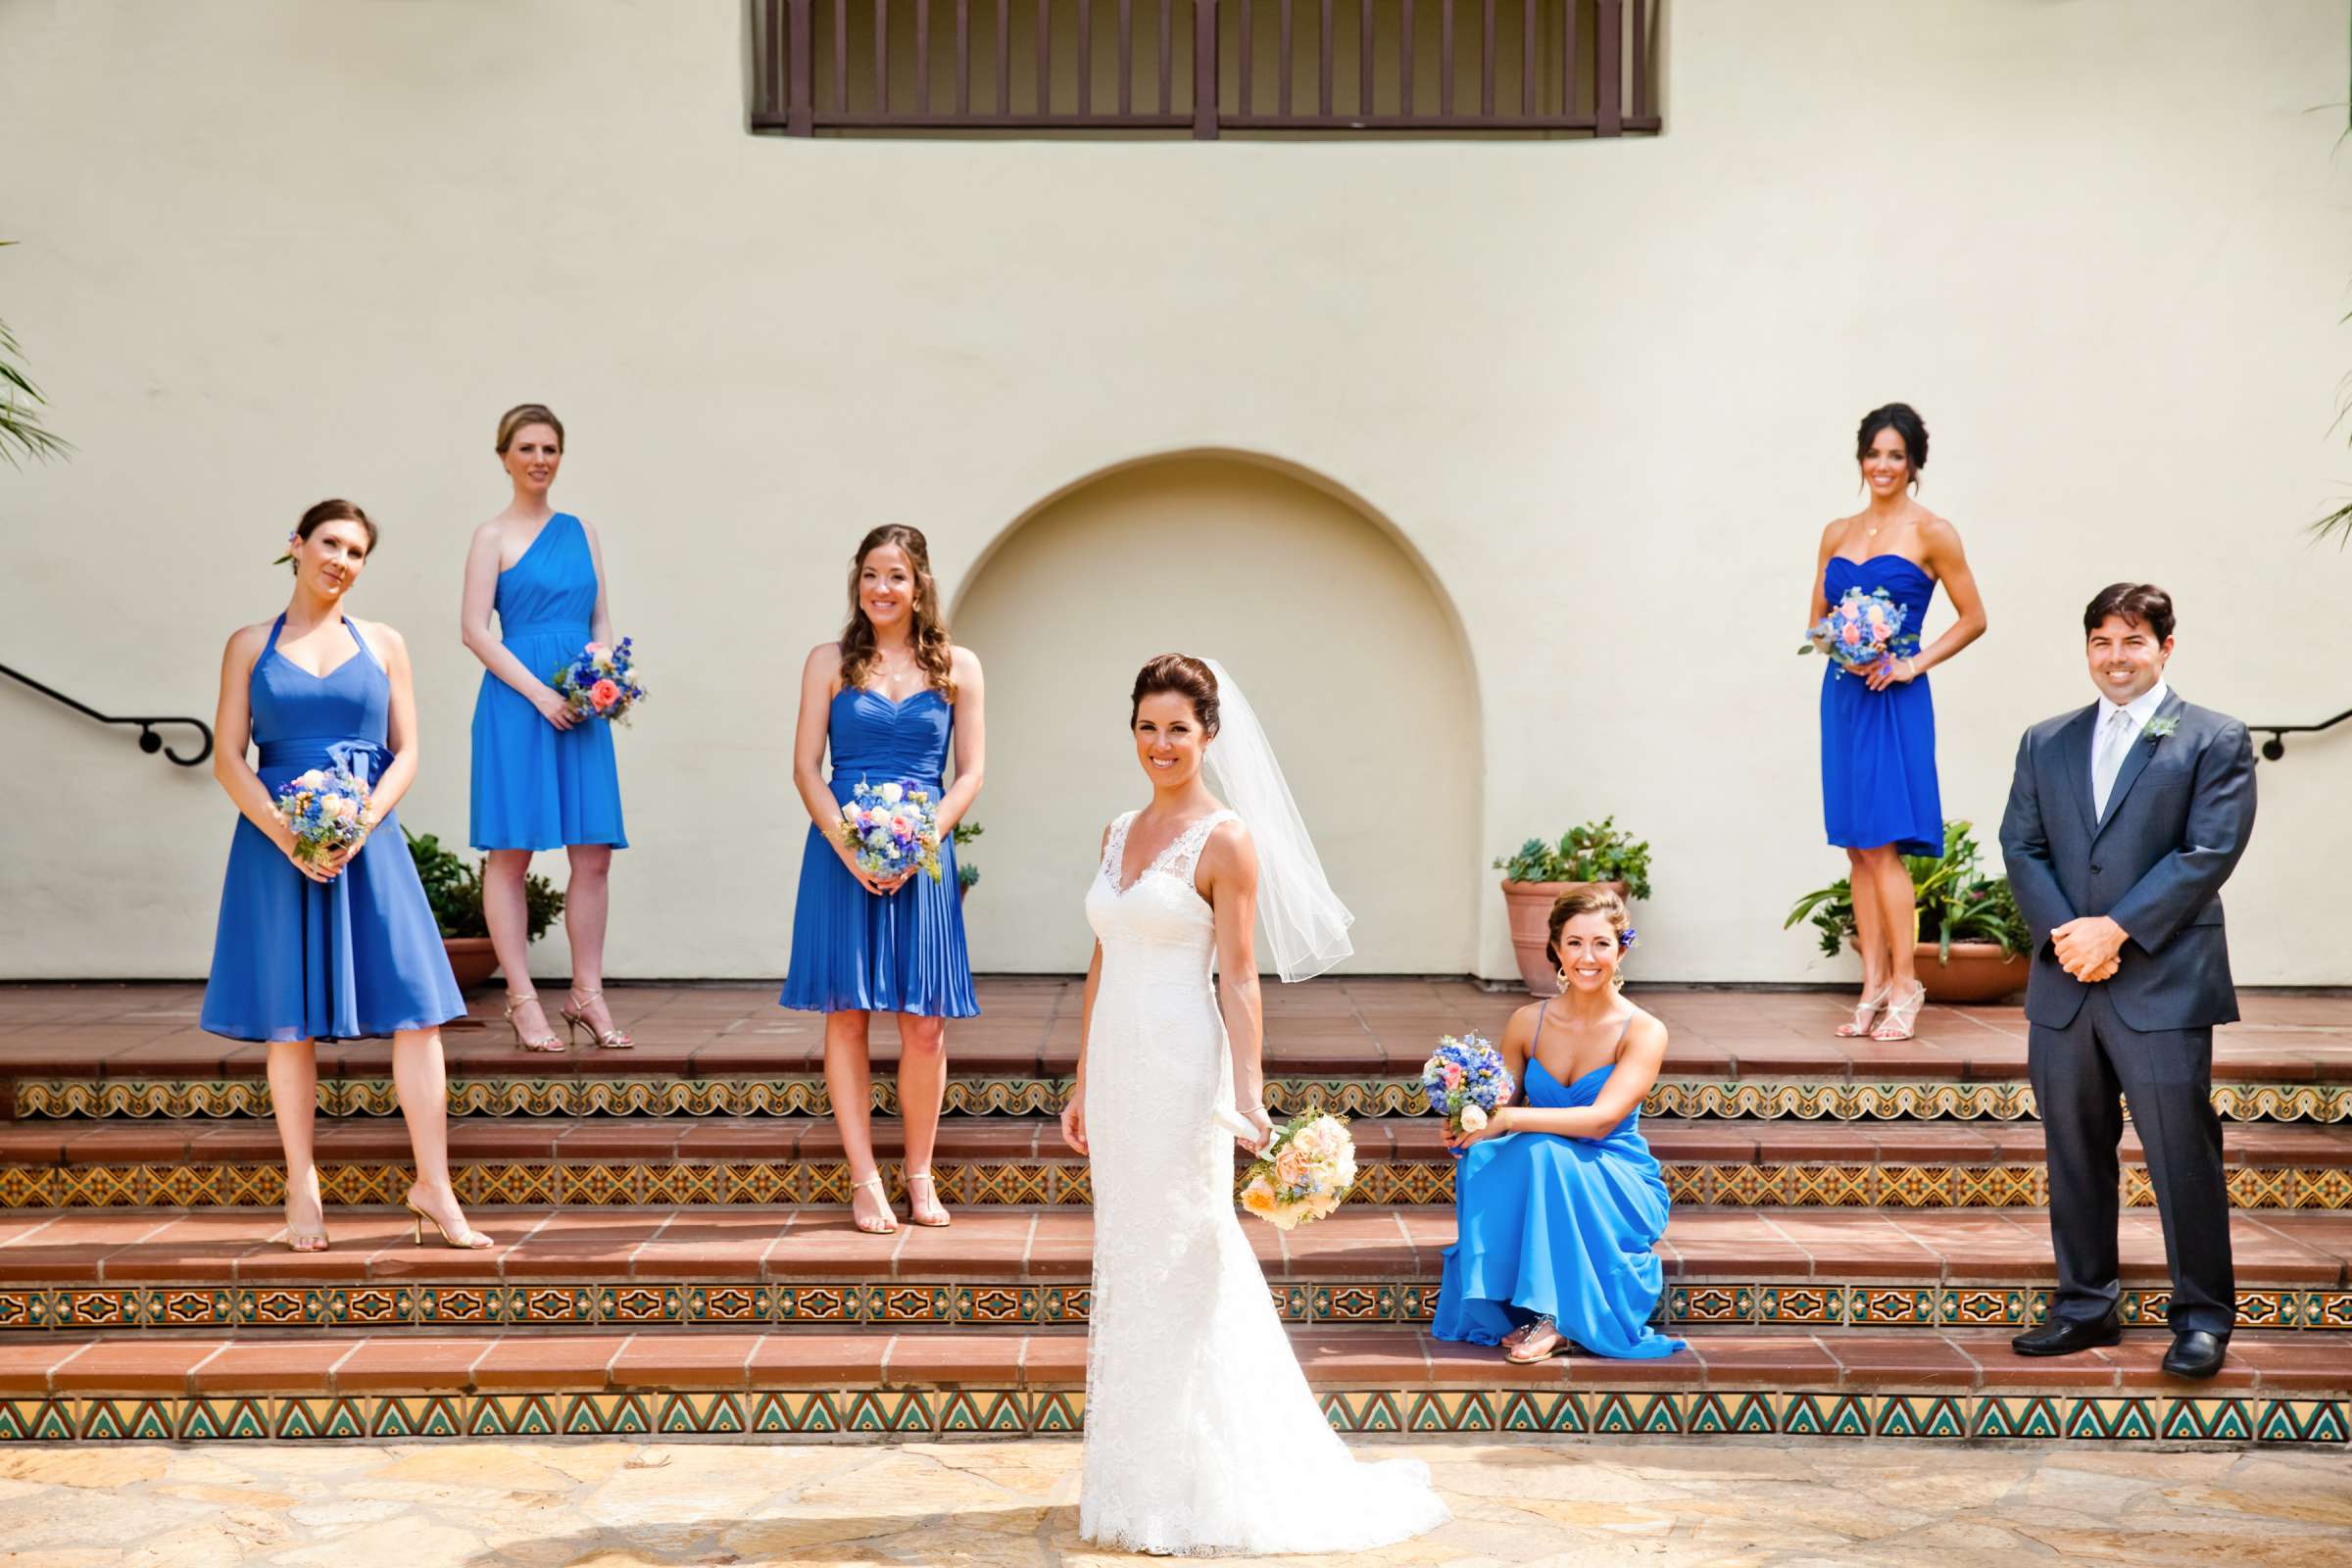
<box><xmin>1422</xmin><ymin>1032</ymin><xmax>1513</xmax><ymax>1137</ymax></box>
<box><xmin>273</xmin><ymin>765</ymin><xmax>370</xmax><ymax>866</ymax></box>
<box><xmin>837</xmin><ymin>780</ymin><xmax>944</xmax><ymax>883</ymax></box>
<box><xmin>551</xmin><ymin>637</ymin><xmax>644</xmax><ymax>723</ymax></box>
<box><xmin>1801</xmin><ymin>587</ymin><xmax>1917</xmax><ymax>674</ymax></box>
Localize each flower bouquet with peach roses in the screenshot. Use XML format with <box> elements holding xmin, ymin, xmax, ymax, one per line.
<box><xmin>1236</xmin><ymin>1112</ymin><xmax>1356</xmax><ymax>1231</ymax></box>
<box><xmin>272</xmin><ymin>764</ymin><xmax>370</xmax><ymax>866</ymax></box>
<box><xmin>1800</xmin><ymin>587</ymin><xmax>1916</xmax><ymax>677</ymax></box>
<box><xmin>552</xmin><ymin>637</ymin><xmax>645</xmax><ymax>724</ymax></box>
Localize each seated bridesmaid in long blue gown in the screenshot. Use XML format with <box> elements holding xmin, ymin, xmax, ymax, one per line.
<box><xmin>782</xmin><ymin>525</ymin><xmax>984</xmax><ymax>1236</ymax></box>
<box><xmin>462</xmin><ymin>404</ymin><xmax>633</xmax><ymax>1054</ymax></box>
<box><xmin>1435</xmin><ymin>887</ymin><xmax>1686</xmax><ymax>1362</ymax></box>
<box><xmin>1810</xmin><ymin>404</ymin><xmax>1987</xmax><ymax>1042</ymax></box>
<box><xmin>201</xmin><ymin>500</ymin><xmax>490</xmax><ymax>1255</ymax></box>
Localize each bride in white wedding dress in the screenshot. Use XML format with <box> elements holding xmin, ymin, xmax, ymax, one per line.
<box><xmin>1057</xmin><ymin>654</ymin><xmax>1449</xmax><ymax>1557</ymax></box>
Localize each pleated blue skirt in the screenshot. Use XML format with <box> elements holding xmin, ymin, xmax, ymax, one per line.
<box><xmin>779</xmin><ymin>822</ymin><xmax>977</xmax><ymax>1017</ymax></box>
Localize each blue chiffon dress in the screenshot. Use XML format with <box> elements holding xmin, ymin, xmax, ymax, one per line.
<box><xmin>1434</xmin><ymin>1012</ymin><xmax>1685</xmax><ymax>1359</ymax></box>
<box><xmin>469</xmin><ymin>513</ymin><xmax>627</xmax><ymax>851</ymax></box>
<box><xmin>200</xmin><ymin>615</ymin><xmax>465</xmax><ymax>1043</ymax></box>
<box><xmin>778</xmin><ymin>685</ymin><xmax>977</xmax><ymax>1017</ymax></box>
<box><xmin>1819</xmin><ymin>554</ymin><xmax>1941</xmax><ymax>858</ymax></box>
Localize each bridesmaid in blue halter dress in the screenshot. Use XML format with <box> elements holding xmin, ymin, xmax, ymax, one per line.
<box><xmin>1435</xmin><ymin>889</ymin><xmax>1685</xmax><ymax>1362</ymax></box>
<box><xmin>1810</xmin><ymin>405</ymin><xmax>1987</xmax><ymax>1043</ymax></box>
<box><xmin>784</xmin><ymin>526</ymin><xmax>984</xmax><ymax>1236</ymax></box>
<box><xmin>202</xmin><ymin>500</ymin><xmax>489</xmax><ymax>1255</ymax></box>
<box><xmin>463</xmin><ymin>405</ymin><xmax>632</xmax><ymax>1055</ymax></box>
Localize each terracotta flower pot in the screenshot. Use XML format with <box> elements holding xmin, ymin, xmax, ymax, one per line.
<box><xmin>1913</xmin><ymin>940</ymin><xmax>2028</xmax><ymax>1004</ymax></box>
<box><xmin>1500</xmin><ymin>879</ymin><xmax>1631</xmax><ymax>997</ymax></box>
<box><xmin>441</xmin><ymin>936</ymin><xmax>500</xmax><ymax>993</ymax></box>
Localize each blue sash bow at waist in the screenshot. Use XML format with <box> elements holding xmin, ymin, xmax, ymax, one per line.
<box><xmin>259</xmin><ymin>737</ymin><xmax>391</xmax><ymax>784</ymax></box>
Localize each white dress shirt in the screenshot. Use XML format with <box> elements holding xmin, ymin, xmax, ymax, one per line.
<box><xmin>2091</xmin><ymin>679</ymin><xmax>2170</xmax><ymax>819</ymax></box>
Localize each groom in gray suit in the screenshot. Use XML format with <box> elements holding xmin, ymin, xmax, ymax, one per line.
<box><xmin>1998</xmin><ymin>583</ymin><xmax>2256</xmax><ymax>1379</ymax></box>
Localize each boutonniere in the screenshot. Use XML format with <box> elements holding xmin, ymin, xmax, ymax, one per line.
<box><xmin>2143</xmin><ymin>716</ymin><xmax>2180</xmax><ymax>742</ymax></box>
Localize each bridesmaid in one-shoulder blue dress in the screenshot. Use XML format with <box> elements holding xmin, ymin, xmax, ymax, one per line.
<box><xmin>203</xmin><ymin>499</ymin><xmax>489</xmax><ymax>1255</ymax></box>
<box><xmin>1812</xmin><ymin>405</ymin><xmax>1988</xmax><ymax>1042</ymax></box>
<box><xmin>1434</xmin><ymin>1008</ymin><xmax>1686</xmax><ymax>1361</ymax></box>
<box><xmin>784</xmin><ymin>526</ymin><xmax>983</xmax><ymax>1236</ymax></box>
<box><xmin>463</xmin><ymin>406</ymin><xmax>632</xmax><ymax>1054</ymax></box>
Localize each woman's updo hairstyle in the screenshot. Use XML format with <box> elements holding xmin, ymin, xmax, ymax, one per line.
<box><xmin>1854</xmin><ymin>402</ymin><xmax>1928</xmax><ymax>486</ymax></box>
<box><xmin>1130</xmin><ymin>654</ymin><xmax>1220</xmax><ymax>737</ymax></box>
<box><xmin>280</xmin><ymin>498</ymin><xmax>377</xmax><ymax>571</ymax></box>
<box><xmin>496</xmin><ymin>403</ymin><xmax>565</xmax><ymax>454</ymax></box>
<box><xmin>1544</xmin><ymin>885</ymin><xmax>1634</xmax><ymax>989</ymax></box>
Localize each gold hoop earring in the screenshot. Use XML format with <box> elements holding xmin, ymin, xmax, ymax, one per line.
<box><xmin>1555</xmin><ymin>965</ymin><xmax>1573</xmax><ymax>992</ymax></box>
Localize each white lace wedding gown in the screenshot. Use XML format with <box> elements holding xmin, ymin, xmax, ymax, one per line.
<box><xmin>1078</xmin><ymin>809</ymin><xmax>1449</xmax><ymax>1556</ymax></box>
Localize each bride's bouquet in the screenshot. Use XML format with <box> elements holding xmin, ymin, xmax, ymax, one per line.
<box><xmin>1236</xmin><ymin>1112</ymin><xmax>1356</xmax><ymax>1231</ymax></box>
<box><xmin>1421</xmin><ymin>1032</ymin><xmax>1512</xmax><ymax>1137</ymax></box>
<box><xmin>1801</xmin><ymin>587</ymin><xmax>1917</xmax><ymax>675</ymax></box>
<box><xmin>273</xmin><ymin>764</ymin><xmax>370</xmax><ymax>866</ymax></box>
<box><xmin>552</xmin><ymin>637</ymin><xmax>645</xmax><ymax>723</ymax></box>
<box><xmin>838</xmin><ymin>780</ymin><xmax>945</xmax><ymax>883</ymax></box>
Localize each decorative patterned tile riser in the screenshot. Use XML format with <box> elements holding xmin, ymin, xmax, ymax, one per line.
<box><xmin>3</xmin><ymin>1282</ymin><xmax>2342</xmax><ymax>1334</ymax></box>
<box><xmin>19</xmin><ymin>1078</ymin><xmax>2352</xmax><ymax>1123</ymax></box>
<box><xmin>0</xmin><ymin>1391</ymin><xmax>2343</xmax><ymax>1445</ymax></box>
<box><xmin>6</xmin><ymin>1160</ymin><xmax>2349</xmax><ymax>1209</ymax></box>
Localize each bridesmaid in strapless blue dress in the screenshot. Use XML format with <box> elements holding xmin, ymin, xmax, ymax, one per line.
<box><xmin>1819</xmin><ymin>552</ymin><xmax>1942</xmax><ymax>858</ymax></box>
<box><xmin>202</xmin><ymin>499</ymin><xmax>490</xmax><ymax>1256</ymax></box>
<box><xmin>783</xmin><ymin>526</ymin><xmax>983</xmax><ymax>1236</ymax></box>
<box><xmin>1811</xmin><ymin>405</ymin><xmax>1988</xmax><ymax>1042</ymax></box>
<box><xmin>463</xmin><ymin>406</ymin><xmax>633</xmax><ymax>1054</ymax></box>
<box><xmin>1434</xmin><ymin>1009</ymin><xmax>1686</xmax><ymax>1361</ymax></box>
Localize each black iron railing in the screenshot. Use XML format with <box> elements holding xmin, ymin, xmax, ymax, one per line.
<box><xmin>3</xmin><ymin>662</ymin><xmax>214</xmax><ymax>766</ymax></box>
<box><xmin>751</xmin><ymin>0</ymin><xmax>1659</xmax><ymax>137</ymax></box>
<box><xmin>2253</xmin><ymin>706</ymin><xmax>2351</xmax><ymax>762</ymax></box>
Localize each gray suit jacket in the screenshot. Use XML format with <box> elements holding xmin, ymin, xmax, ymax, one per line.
<box><xmin>1997</xmin><ymin>690</ymin><xmax>2256</xmax><ymax>1032</ymax></box>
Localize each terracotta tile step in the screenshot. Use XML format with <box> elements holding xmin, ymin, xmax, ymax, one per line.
<box><xmin>4</xmin><ymin>1206</ymin><xmax>2346</xmax><ymax>1291</ymax></box>
<box><xmin>0</xmin><ymin>1326</ymin><xmax>2342</xmax><ymax>1400</ymax></box>
<box><xmin>5</xmin><ymin>1113</ymin><xmax>2345</xmax><ymax>1168</ymax></box>
<box><xmin>3</xmin><ymin>980</ymin><xmax>2344</xmax><ymax>1088</ymax></box>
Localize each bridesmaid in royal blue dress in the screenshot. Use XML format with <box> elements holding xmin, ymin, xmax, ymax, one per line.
<box><xmin>1810</xmin><ymin>403</ymin><xmax>1987</xmax><ymax>1042</ymax></box>
<box><xmin>1435</xmin><ymin>888</ymin><xmax>1684</xmax><ymax>1362</ymax></box>
<box><xmin>783</xmin><ymin>525</ymin><xmax>984</xmax><ymax>1235</ymax></box>
<box><xmin>462</xmin><ymin>404</ymin><xmax>632</xmax><ymax>1054</ymax></box>
<box><xmin>202</xmin><ymin>500</ymin><xmax>489</xmax><ymax>1254</ymax></box>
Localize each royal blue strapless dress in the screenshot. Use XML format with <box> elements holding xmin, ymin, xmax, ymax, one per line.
<box><xmin>1819</xmin><ymin>554</ymin><xmax>1942</xmax><ymax>858</ymax></box>
<box><xmin>469</xmin><ymin>514</ymin><xmax>627</xmax><ymax>851</ymax></box>
<box><xmin>200</xmin><ymin>616</ymin><xmax>465</xmax><ymax>1044</ymax></box>
<box><xmin>1434</xmin><ymin>1032</ymin><xmax>1686</xmax><ymax>1359</ymax></box>
<box><xmin>778</xmin><ymin>687</ymin><xmax>977</xmax><ymax>1017</ymax></box>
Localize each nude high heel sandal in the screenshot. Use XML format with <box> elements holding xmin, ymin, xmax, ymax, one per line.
<box><xmin>560</xmin><ymin>988</ymin><xmax>634</xmax><ymax>1050</ymax></box>
<box><xmin>1871</xmin><ymin>981</ymin><xmax>1929</xmax><ymax>1042</ymax></box>
<box><xmin>504</xmin><ymin>990</ymin><xmax>565</xmax><ymax>1054</ymax></box>
<box><xmin>404</xmin><ymin>1198</ymin><xmax>494</xmax><ymax>1250</ymax></box>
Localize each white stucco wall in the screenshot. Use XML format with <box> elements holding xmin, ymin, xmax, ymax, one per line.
<box><xmin>2</xmin><ymin>0</ymin><xmax>2347</xmax><ymax>982</ymax></box>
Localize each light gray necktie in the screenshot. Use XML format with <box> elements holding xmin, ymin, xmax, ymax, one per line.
<box><xmin>2091</xmin><ymin>707</ymin><xmax>2134</xmax><ymax>819</ymax></box>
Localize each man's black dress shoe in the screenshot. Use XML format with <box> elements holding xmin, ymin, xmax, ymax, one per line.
<box><xmin>2161</xmin><ymin>1331</ymin><xmax>2229</xmax><ymax>1380</ymax></box>
<box><xmin>2011</xmin><ymin>1314</ymin><xmax>2123</xmax><ymax>1356</ymax></box>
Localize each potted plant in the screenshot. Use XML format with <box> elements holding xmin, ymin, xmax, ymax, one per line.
<box><xmin>404</xmin><ymin>829</ymin><xmax>564</xmax><ymax>991</ymax></box>
<box><xmin>954</xmin><ymin>820</ymin><xmax>982</xmax><ymax>900</ymax></box>
<box><xmin>1783</xmin><ymin>819</ymin><xmax>2031</xmax><ymax>1004</ymax></box>
<box><xmin>1493</xmin><ymin>817</ymin><xmax>1653</xmax><ymax>996</ymax></box>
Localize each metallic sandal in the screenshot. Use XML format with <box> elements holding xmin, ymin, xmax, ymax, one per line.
<box><xmin>905</xmin><ymin>1171</ymin><xmax>953</xmax><ymax>1228</ymax></box>
<box><xmin>1871</xmin><ymin>981</ymin><xmax>1929</xmax><ymax>1042</ymax></box>
<box><xmin>1505</xmin><ymin>1314</ymin><xmax>1567</xmax><ymax>1364</ymax></box>
<box><xmin>851</xmin><ymin>1174</ymin><xmax>900</xmax><ymax>1236</ymax></box>
<box><xmin>1835</xmin><ymin>982</ymin><xmax>1892</xmax><ymax>1039</ymax></box>
<box><xmin>503</xmin><ymin>990</ymin><xmax>565</xmax><ymax>1054</ymax></box>
<box><xmin>560</xmin><ymin>988</ymin><xmax>634</xmax><ymax>1050</ymax></box>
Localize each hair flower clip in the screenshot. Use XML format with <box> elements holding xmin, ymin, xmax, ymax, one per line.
<box><xmin>1619</xmin><ymin>927</ymin><xmax>1638</xmax><ymax>951</ymax></box>
<box><xmin>271</xmin><ymin>530</ymin><xmax>297</xmax><ymax>566</ymax></box>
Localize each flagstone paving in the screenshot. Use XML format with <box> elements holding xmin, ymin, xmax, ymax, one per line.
<box><xmin>0</xmin><ymin>1435</ymin><xmax>2347</xmax><ymax>1566</ymax></box>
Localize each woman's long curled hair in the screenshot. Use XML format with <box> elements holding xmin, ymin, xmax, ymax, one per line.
<box><xmin>839</xmin><ymin>525</ymin><xmax>957</xmax><ymax>701</ymax></box>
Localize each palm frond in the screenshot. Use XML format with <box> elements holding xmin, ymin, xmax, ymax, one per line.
<box><xmin>0</xmin><ymin>241</ymin><xmax>72</xmax><ymax>467</ymax></box>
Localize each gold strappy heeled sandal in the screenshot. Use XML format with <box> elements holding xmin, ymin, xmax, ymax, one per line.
<box><xmin>1834</xmin><ymin>982</ymin><xmax>1892</xmax><ymax>1039</ymax></box>
<box><xmin>851</xmin><ymin>1174</ymin><xmax>900</xmax><ymax>1236</ymax></box>
<box><xmin>905</xmin><ymin>1171</ymin><xmax>953</xmax><ymax>1228</ymax></box>
<box><xmin>504</xmin><ymin>990</ymin><xmax>565</xmax><ymax>1054</ymax></box>
<box><xmin>402</xmin><ymin>1188</ymin><xmax>494</xmax><ymax>1250</ymax></box>
<box><xmin>560</xmin><ymin>988</ymin><xmax>633</xmax><ymax>1050</ymax></box>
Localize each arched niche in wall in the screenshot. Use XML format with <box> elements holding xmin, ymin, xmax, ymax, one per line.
<box><xmin>950</xmin><ymin>449</ymin><xmax>1481</xmax><ymax>975</ymax></box>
